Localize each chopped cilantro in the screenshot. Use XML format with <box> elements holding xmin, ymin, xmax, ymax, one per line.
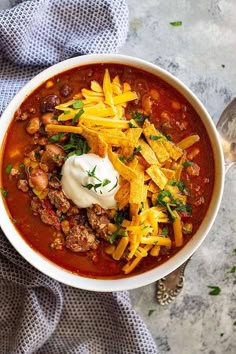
<box><xmin>149</xmin><ymin>135</ymin><xmax>166</xmax><ymax>141</ymax></box>
<box><xmin>49</xmin><ymin>132</ymin><xmax>64</xmax><ymax>143</ymax></box>
<box><xmin>128</xmin><ymin>121</ymin><xmax>137</xmax><ymax>128</ymax></box>
<box><xmin>63</xmin><ymin>133</ymin><xmax>90</xmax><ymax>157</ymax></box>
<box><xmin>0</xmin><ymin>188</ymin><xmax>8</xmax><ymax>197</ymax></box>
<box><xmin>170</xmin><ymin>21</ymin><xmax>182</xmax><ymax>26</ymax></box>
<box><xmin>182</xmin><ymin>161</ymin><xmax>194</xmax><ymax>167</ymax></box>
<box><xmin>132</xmin><ymin>112</ymin><xmax>149</xmax><ymax>126</ymax></box>
<box><xmin>167</xmin><ymin>179</ymin><xmax>188</xmax><ymax>193</ymax></box>
<box><xmin>86</xmin><ymin>166</ymin><xmax>101</xmax><ymax>182</ymax></box>
<box><xmin>5</xmin><ymin>163</ymin><xmax>12</xmax><ymax>174</ymax></box>
<box><xmin>161</xmin><ymin>226</ymin><xmax>169</xmax><ymax>236</ymax></box>
<box><xmin>120</xmin><ymin>146</ymin><xmax>142</xmax><ymax>163</ymax></box>
<box><xmin>19</xmin><ymin>163</ymin><xmax>25</xmax><ymax>169</ymax></box>
<box><xmin>166</xmin><ymin>135</ymin><xmax>172</xmax><ymax>141</ymax></box>
<box><xmin>108</xmin><ymin>177</ymin><xmax>118</xmax><ymax>192</ymax></box>
<box><xmin>109</xmin><ymin>227</ymin><xmax>121</xmax><ymax>243</ymax></box>
<box><xmin>208</xmin><ymin>286</ymin><xmax>221</xmax><ymax>296</ymax></box>
<box><xmin>119</xmin><ymin>156</ymin><xmax>126</xmax><ymax>163</ymax></box>
<box><xmin>148</xmin><ymin>309</ymin><xmax>156</xmax><ymax>316</ymax></box>
<box><xmin>72</xmin><ymin>109</ymin><xmax>84</xmax><ymax>124</ymax></box>
<box><xmin>72</xmin><ymin>99</ymin><xmax>84</xmax><ymax>110</ymax></box>
<box><xmin>109</xmin><ymin>209</ymin><xmax>129</xmax><ymax>244</ymax></box>
<box><xmin>175</xmin><ymin>203</ymin><xmax>192</xmax><ymax>213</ymax></box>
<box><xmin>155</xmin><ymin>189</ymin><xmax>191</xmax><ymax>221</ymax></box>
<box><xmin>51</xmin><ymin>115</ymin><xmax>59</xmax><ymax>121</ymax></box>
<box><xmin>229</xmin><ymin>266</ymin><xmax>236</xmax><ymax>273</ymax></box>
<box><xmin>114</xmin><ymin>209</ymin><xmax>129</xmax><ymax>226</ymax></box>
<box><xmin>102</xmin><ymin>179</ymin><xmax>111</xmax><ymax>187</ymax></box>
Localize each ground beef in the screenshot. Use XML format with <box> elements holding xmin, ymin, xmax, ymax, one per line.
<box><xmin>30</xmin><ymin>197</ymin><xmax>41</xmax><ymax>212</ymax></box>
<box><xmin>69</xmin><ymin>209</ymin><xmax>87</xmax><ymax>226</ymax></box>
<box><xmin>38</xmin><ymin>205</ymin><xmax>60</xmax><ymax>229</ymax></box>
<box><xmin>48</xmin><ymin>190</ymin><xmax>70</xmax><ymax>213</ymax></box>
<box><xmin>49</xmin><ymin>176</ymin><xmax>61</xmax><ymax>189</ymax></box>
<box><xmin>17</xmin><ymin>179</ymin><xmax>29</xmax><ymax>192</ymax></box>
<box><xmin>87</xmin><ymin>204</ymin><xmax>111</xmax><ymax>241</ymax></box>
<box><xmin>50</xmin><ymin>232</ymin><xmax>65</xmax><ymax>250</ymax></box>
<box><xmin>65</xmin><ymin>225</ymin><xmax>99</xmax><ymax>252</ymax></box>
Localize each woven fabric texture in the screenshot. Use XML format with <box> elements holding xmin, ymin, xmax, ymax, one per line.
<box><xmin>0</xmin><ymin>1</ymin><xmax>158</xmax><ymax>353</ymax></box>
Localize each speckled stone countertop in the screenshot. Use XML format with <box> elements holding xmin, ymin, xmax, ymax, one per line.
<box><xmin>120</xmin><ymin>1</ymin><xmax>236</xmax><ymax>353</ymax></box>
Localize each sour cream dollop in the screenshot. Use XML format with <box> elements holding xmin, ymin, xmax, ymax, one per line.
<box><xmin>61</xmin><ymin>154</ymin><xmax>119</xmax><ymax>209</ymax></box>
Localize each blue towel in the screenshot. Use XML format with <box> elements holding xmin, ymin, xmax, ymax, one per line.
<box><xmin>0</xmin><ymin>1</ymin><xmax>158</xmax><ymax>353</ymax></box>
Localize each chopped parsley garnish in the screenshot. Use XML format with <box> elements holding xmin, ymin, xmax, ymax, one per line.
<box><xmin>119</xmin><ymin>156</ymin><xmax>126</xmax><ymax>163</ymax></box>
<box><xmin>127</xmin><ymin>146</ymin><xmax>142</xmax><ymax>161</ymax></box>
<box><xmin>109</xmin><ymin>209</ymin><xmax>129</xmax><ymax>243</ymax></box>
<box><xmin>161</xmin><ymin>226</ymin><xmax>169</xmax><ymax>236</ymax></box>
<box><xmin>149</xmin><ymin>135</ymin><xmax>166</xmax><ymax>141</ymax></box>
<box><xmin>63</xmin><ymin>133</ymin><xmax>90</xmax><ymax>158</ymax></box>
<box><xmin>156</xmin><ymin>189</ymin><xmax>191</xmax><ymax>221</ymax></box>
<box><xmin>167</xmin><ymin>179</ymin><xmax>189</xmax><ymax>193</ymax></box>
<box><xmin>148</xmin><ymin>309</ymin><xmax>156</xmax><ymax>316</ymax></box>
<box><xmin>83</xmin><ymin>183</ymin><xmax>102</xmax><ymax>192</ymax></box>
<box><xmin>72</xmin><ymin>99</ymin><xmax>84</xmax><ymax>110</ymax></box>
<box><xmin>51</xmin><ymin>115</ymin><xmax>59</xmax><ymax>121</ymax></box>
<box><xmin>132</xmin><ymin>112</ymin><xmax>149</xmax><ymax>126</ymax></box>
<box><xmin>5</xmin><ymin>163</ymin><xmax>12</xmax><ymax>174</ymax></box>
<box><xmin>119</xmin><ymin>146</ymin><xmax>142</xmax><ymax>163</ymax></box>
<box><xmin>0</xmin><ymin>188</ymin><xmax>8</xmax><ymax>197</ymax></box>
<box><xmin>19</xmin><ymin>163</ymin><xmax>25</xmax><ymax>169</ymax></box>
<box><xmin>49</xmin><ymin>132</ymin><xmax>64</xmax><ymax>143</ymax></box>
<box><xmin>102</xmin><ymin>179</ymin><xmax>111</xmax><ymax>187</ymax></box>
<box><xmin>72</xmin><ymin>109</ymin><xmax>84</xmax><ymax>124</ymax></box>
<box><xmin>208</xmin><ymin>286</ymin><xmax>221</xmax><ymax>296</ymax></box>
<box><xmin>182</xmin><ymin>161</ymin><xmax>194</xmax><ymax>167</ymax></box>
<box><xmin>128</xmin><ymin>121</ymin><xmax>137</xmax><ymax>128</ymax></box>
<box><xmin>108</xmin><ymin>177</ymin><xmax>118</xmax><ymax>192</ymax></box>
<box><xmin>229</xmin><ymin>266</ymin><xmax>236</xmax><ymax>273</ymax></box>
<box><xmin>83</xmin><ymin>167</ymin><xmax>116</xmax><ymax>194</ymax></box>
<box><xmin>170</xmin><ymin>21</ymin><xmax>182</xmax><ymax>26</ymax></box>
<box><xmin>86</xmin><ymin>166</ymin><xmax>101</xmax><ymax>182</ymax></box>
<box><xmin>64</xmin><ymin>110</ymin><xmax>71</xmax><ymax>115</ymax></box>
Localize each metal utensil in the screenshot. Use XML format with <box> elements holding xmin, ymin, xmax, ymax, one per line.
<box><xmin>156</xmin><ymin>98</ymin><xmax>236</xmax><ymax>305</ymax></box>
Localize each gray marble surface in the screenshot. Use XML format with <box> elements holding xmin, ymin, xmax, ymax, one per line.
<box><xmin>120</xmin><ymin>1</ymin><xmax>236</xmax><ymax>353</ymax></box>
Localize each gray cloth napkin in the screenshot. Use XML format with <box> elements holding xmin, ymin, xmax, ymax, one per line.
<box><xmin>0</xmin><ymin>1</ymin><xmax>158</xmax><ymax>353</ymax></box>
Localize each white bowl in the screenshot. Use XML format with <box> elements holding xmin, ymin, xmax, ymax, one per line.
<box><xmin>0</xmin><ymin>54</ymin><xmax>225</xmax><ymax>291</ymax></box>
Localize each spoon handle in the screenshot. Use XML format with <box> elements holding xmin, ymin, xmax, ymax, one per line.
<box><xmin>156</xmin><ymin>259</ymin><xmax>191</xmax><ymax>305</ymax></box>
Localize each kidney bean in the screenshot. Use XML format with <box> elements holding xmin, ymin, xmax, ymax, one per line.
<box><xmin>29</xmin><ymin>167</ymin><xmax>48</xmax><ymax>191</ymax></box>
<box><xmin>60</xmin><ymin>84</ymin><xmax>72</xmax><ymax>97</ymax></box>
<box><xmin>40</xmin><ymin>95</ymin><xmax>60</xmax><ymax>113</ymax></box>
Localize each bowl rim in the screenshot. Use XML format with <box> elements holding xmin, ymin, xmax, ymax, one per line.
<box><xmin>0</xmin><ymin>54</ymin><xmax>225</xmax><ymax>291</ymax></box>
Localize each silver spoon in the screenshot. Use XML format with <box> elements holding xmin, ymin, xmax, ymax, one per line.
<box><xmin>156</xmin><ymin>98</ymin><xmax>236</xmax><ymax>305</ymax></box>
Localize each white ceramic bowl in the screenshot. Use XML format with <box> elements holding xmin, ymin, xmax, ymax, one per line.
<box><xmin>0</xmin><ymin>54</ymin><xmax>224</xmax><ymax>291</ymax></box>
